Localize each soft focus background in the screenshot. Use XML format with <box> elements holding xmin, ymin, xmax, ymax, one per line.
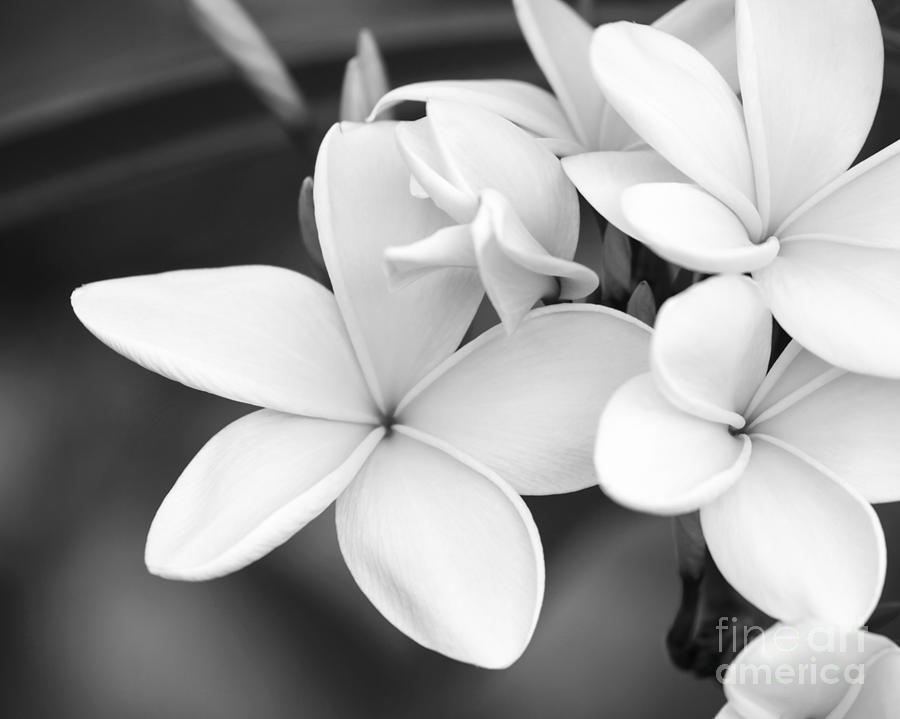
<box><xmin>3</xmin><ymin>1</ymin><xmax>900</xmax><ymax>716</ymax></box>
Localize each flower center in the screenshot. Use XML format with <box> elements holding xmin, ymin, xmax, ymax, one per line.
<box><xmin>379</xmin><ymin>412</ymin><xmax>395</xmax><ymax>437</ymax></box>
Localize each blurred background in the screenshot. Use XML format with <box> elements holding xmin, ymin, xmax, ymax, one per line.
<box><xmin>3</xmin><ymin>0</ymin><xmax>900</xmax><ymax>716</ymax></box>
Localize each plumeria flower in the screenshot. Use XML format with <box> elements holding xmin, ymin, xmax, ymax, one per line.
<box><xmin>565</xmin><ymin>0</ymin><xmax>900</xmax><ymax>377</ymax></box>
<box><xmin>369</xmin><ymin>0</ymin><xmax>736</xmax><ymax>156</ymax></box>
<box><xmin>595</xmin><ymin>274</ymin><xmax>900</xmax><ymax>628</ymax></box>
<box><xmin>70</xmin><ymin>120</ymin><xmax>651</xmax><ymax>668</ymax></box>
<box><xmin>717</xmin><ymin>620</ymin><xmax>900</xmax><ymax>719</ymax></box>
<box><xmin>384</xmin><ymin>99</ymin><xmax>598</xmax><ymax>331</ymax></box>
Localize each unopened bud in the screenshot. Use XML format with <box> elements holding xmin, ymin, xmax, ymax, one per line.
<box><xmin>298</xmin><ymin>177</ymin><xmax>325</xmax><ymax>270</ymax></box>
<box><xmin>600</xmin><ymin>224</ymin><xmax>632</xmax><ymax>304</ymax></box>
<box><xmin>340</xmin><ymin>29</ymin><xmax>392</xmax><ymax>121</ymax></box>
<box><xmin>627</xmin><ymin>281</ymin><xmax>657</xmax><ymax>326</ymax></box>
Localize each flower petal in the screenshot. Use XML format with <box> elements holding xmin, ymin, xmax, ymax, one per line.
<box><xmin>622</xmin><ymin>183</ymin><xmax>777</xmax><ymax>274</ymax></box>
<box><xmin>778</xmin><ymin>140</ymin><xmax>900</xmax><ymax>248</ymax></box>
<box><xmin>71</xmin><ymin>266</ymin><xmax>376</xmax><ymax>422</ymax></box>
<box><xmin>397</xmin><ymin>305</ymin><xmax>651</xmax><ymax>495</ymax></box>
<box><xmin>383</xmin><ymin>224</ymin><xmax>476</xmax><ymax>290</ymax></box>
<box><xmin>651</xmin><ymin>275</ymin><xmax>771</xmax><ymax>428</ymax></box>
<box><xmin>596</xmin><ymin>373</ymin><xmax>749</xmax><ymax>515</ymax></box>
<box><xmin>736</xmin><ymin>0</ymin><xmax>883</xmax><ymax>230</ymax></box>
<box><xmin>145</xmin><ymin>411</ymin><xmax>383</xmax><ymax>580</ymax></box>
<box><xmin>561</xmin><ymin>149</ymin><xmax>686</xmax><ymax>237</ymax></box>
<box><xmin>712</xmin><ymin>705</ymin><xmax>742</xmax><ymax>719</ymax></box>
<box><xmin>590</xmin><ymin>22</ymin><xmax>759</xmax><ymax>234</ymax></box>
<box><xmin>724</xmin><ymin>621</ymin><xmax>895</xmax><ymax>719</ymax></box>
<box><xmin>425</xmin><ymin>100</ymin><xmax>579</xmax><ymax>255</ymax></box>
<box><xmin>701</xmin><ymin>436</ymin><xmax>886</xmax><ymax>628</ymax></box>
<box><xmin>753</xmin><ymin>240</ymin><xmax>900</xmax><ymax>378</ymax></box>
<box><xmin>335</xmin><ymin>431</ymin><xmax>543</xmax><ymax>668</ymax></box>
<box><xmin>512</xmin><ymin>0</ymin><xmax>626</xmax><ymax>149</ymax></box>
<box><xmin>744</xmin><ymin>341</ymin><xmax>833</xmax><ymax>421</ymax></box>
<box><xmin>315</xmin><ymin>122</ymin><xmax>484</xmax><ymax>411</ymax></box>
<box><xmin>654</xmin><ymin>0</ymin><xmax>738</xmax><ymax>90</ymax></box>
<box><xmin>471</xmin><ymin>189</ymin><xmax>597</xmax><ymax>332</ymax></box>
<box><xmin>368</xmin><ymin>79</ymin><xmax>577</xmax><ymax>148</ymax></box>
<box><xmin>751</xmin><ymin>371</ymin><xmax>900</xmax><ymax>504</ymax></box>
<box><xmin>841</xmin><ymin>648</ymin><xmax>900</xmax><ymax>719</ymax></box>
<box><xmin>395</xmin><ymin>118</ymin><xmax>478</xmax><ymax>220</ymax></box>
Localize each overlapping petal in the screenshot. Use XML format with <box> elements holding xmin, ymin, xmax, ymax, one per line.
<box><xmin>595</xmin><ymin>373</ymin><xmax>750</xmax><ymax>514</ymax></box>
<box><xmin>753</xmin><ymin>240</ymin><xmax>900</xmax><ymax>378</ymax></box>
<box><xmin>751</xmin><ymin>370</ymin><xmax>900</xmax><ymax>504</ymax></box>
<box><xmin>562</xmin><ymin>149</ymin><xmax>686</xmax><ymax>238</ymax></box>
<box><xmin>651</xmin><ymin>275</ymin><xmax>771</xmax><ymax>428</ymax></box>
<box><xmin>744</xmin><ymin>341</ymin><xmax>833</xmax><ymax>420</ymax></box>
<box><xmin>513</xmin><ymin>0</ymin><xmax>611</xmax><ymax>149</ymax></box>
<box><xmin>654</xmin><ymin>0</ymin><xmax>738</xmax><ymax>90</ymax></box>
<box><xmin>701</xmin><ymin>437</ymin><xmax>885</xmax><ymax>628</ymax></box>
<box><xmin>778</xmin><ymin>140</ymin><xmax>900</xmax><ymax>247</ymax></box>
<box><xmin>315</xmin><ymin>121</ymin><xmax>483</xmax><ymax>411</ymax></box>
<box><xmin>840</xmin><ymin>649</ymin><xmax>900</xmax><ymax>718</ymax></box>
<box><xmin>398</xmin><ymin>305</ymin><xmax>650</xmax><ymax>495</ymax></box>
<box><xmin>590</xmin><ymin>22</ymin><xmax>759</xmax><ymax>235</ymax></box>
<box><xmin>394</xmin><ymin>118</ymin><xmax>478</xmax><ymax>220</ymax></box>
<box><xmin>471</xmin><ymin>189</ymin><xmax>598</xmax><ymax>330</ymax></box>
<box><xmin>145</xmin><ymin>411</ymin><xmax>383</xmax><ymax>580</ymax></box>
<box><xmin>369</xmin><ymin>79</ymin><xmax>577</xmax><ymax>149</ymax></box>
<box><xmin>622</xmin><ymin>183</ymin><xmax>777</xmax><ymax>274</ymax></box>
<box><xmin>335</xmin><ymin>432</ymin><xmax>543</xmax><ymax>669</ymax></box>
<box><xmin>383</xmin><ymin>224</ymin><xmax>476</xmax><ymax>289</ymax></box>
<box><xmin>71</xmin><ymin>266</ymin><xmax>376</xmax><ymax>422</ymax></box>
<box><xmin>736</xmin><ymin>0</ymin><xmax>883</xmax><ymax>230</ymax></box>
<box><xmin>723</xmin><ymin>621</ymin><xmax>895</xmax><ymax>719</ymax></box>
<box><xmin>421</xmin><ymin>100</ymin><xmax>579</xmax><ymax>254</ymax></box>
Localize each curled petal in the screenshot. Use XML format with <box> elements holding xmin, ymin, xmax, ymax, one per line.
<box><xmin>315</xmin><ymin>122</ymin><xmax>483</xmax><ymax>411</ymax></box>
<box><xmin>701</xmin><ymin>437</ymin><xmax>886</xmax><ymax>628</ymax></box>
<box><xmin>596</xmin><ymin>373</ymin><xmax>749</xmax><ymax>515</ymax></box>
<box><xmin>425</xmin><ymin>100</ymin><xmax>579</xmax><ymax>255</ymax></box>
<box><xmin>145</xmin><ymin>411</ymin><xmax>383</xmax><ymax>580</ymax></box>
<box><xmin>651</xmin><ymin>275</ymin><xmax>771</xmax><ymax>428</ymax></box>
<box><xmin>590</xmin><ymin>22</ymin><xmax>759</xmax><ymax>234</ymax></box>
<box><xmin>737</xmin><ymin>0</ymin><xmax>883</xmax><ymax>230</ymax></box>
<box><xmin>622</xmin><ymin>183</ymin><xmax>777</xmax><ymax>273</ymax></box>
<box><xmin>384</xmin><ymin>224</ymin><xmax>477</xmax><ymax>289</ymax></box>
<box><xmin>368</xmin><ymin>79</ymin><xmax>577</xmax><ymax>148</ymax></box>
<box><xmin>395</xmin><ymin>118</ymin><xmax>477</xmax><ymax>220</ymax></box>
<box><xmin>398</xmin><ymin>305</ymin><xmax>650</xmax><ymax>495</ymax></box>
<box><xmin>471</xmin><ymin>189</ymin><xmax>597</xmax><ymax>332</ymax></box>
<box><xmin>71</xmin><ymin>266</ymin><xmax>376</xmax><ymax>422</ymax></box>
<box><xmin>336</xmin><ymin>432</ymin><xmax>543</xmax><ymax>668</ymax></box>
<box><xmin>754</xmin><ymin>240</ymin><xmax>900</xmax><ymax>378</ymax></box>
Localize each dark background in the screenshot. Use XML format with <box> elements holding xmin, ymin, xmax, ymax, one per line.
<box><xmin>2</xmin><ymin>1</ymin><xmax>900</xmax><ymax>716</ymax></box>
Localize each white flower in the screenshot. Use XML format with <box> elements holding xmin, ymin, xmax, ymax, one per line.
<box><xmin>564</xmin><ymin>0</ymin><xmax>900</xmax><ymax>377</ymax></box>
<box><xmin>71</xmin><ymin>120</ymin><xmax>650</xmax><ymax>668</ymax></box>
<box><xmin>384</xmin><ymin>100</ymin><xmax>598</xmax><ymax>332</ymax></box>
<box><xmin>717</xmin><ymin>620</ymin><xmax>900</xmax><ymax>719</ymax></box>
<box><xmin>595</xmin><ymin>274</ymin><xmax>900</xmax><ymax>627</ymax></box>
<box><xmin>369</xmin><ymin>0</ymin><xmax>737</xmax><ymax>155</ymax></box>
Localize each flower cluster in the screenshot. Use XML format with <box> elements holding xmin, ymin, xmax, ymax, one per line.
<box><xmin>72</xmin><ymin>0</ymin><xmax>900</xmax><ymax>713</ymax></box>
